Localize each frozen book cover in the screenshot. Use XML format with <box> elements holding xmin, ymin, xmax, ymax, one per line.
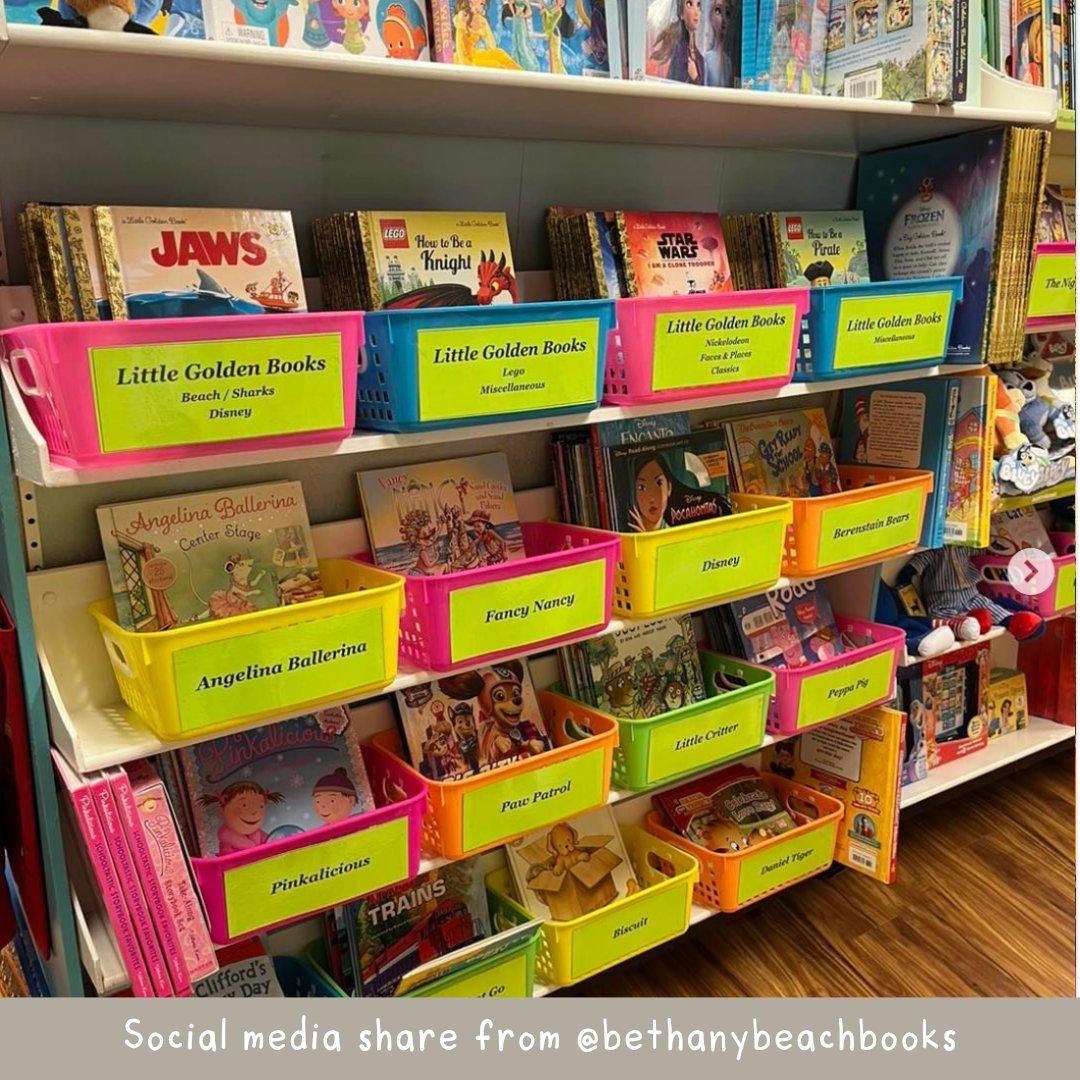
<box><xmin>94</xmin><ymin>206</ymin><xmax>306</xmax><ymax>319</ymax></box>
<box><xmin>628</xmin><ymin>0</ymin><xmax>743</xmax><ymax>87</ymax></box>
<box><xmin>96</xmin><ymin>481</ymin><xmax>323</xmax><ymax>633</ymax></box>
<box><xmin>726</xmin><ymin>580</ymin><xmax>842</xmax><ymax>669</ymax></box>
<box><xmin>356</xmin><ymin>452</ymin><xmax>525</xmax><ymax>576</ymax></box>
<box><xmin>177</xmin><ymin>708</ymin><xmax>376</xmax><ymax>858</ymax></box>
<box><xmin>725</xmin><ymin>407</ymin><xmax>840</xmax><ymax>496</ymax></box>
<box><xmin>396</xmin><ymin>659</ymin><xmax>551</xmax><ymax>779</ymax></box>
<box><xmin>771</xmin><ymin>210</ymin><xmax>869</xmax><ymax>287</ymax></box>
<box><xmin>616</xmin><ymin>211</ymin><xmax>733</xmax><ymax>296</ymax></box>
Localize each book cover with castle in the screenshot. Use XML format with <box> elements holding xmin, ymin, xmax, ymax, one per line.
<box><xmin>615</xmin><ymin>211</ymin><xmax>734</xmax><ymax>296</ymax></box>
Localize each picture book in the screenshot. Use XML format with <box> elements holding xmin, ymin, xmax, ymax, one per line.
<box><xmin>724</xmin><ymin>407</ymin><xmax>841</xmax><ymax>497</ymax></box>
<box><xmin>763</xmin><ymin>0</ymin><xmax>821</xmax><ymax>94</ymax></box>
<box><xmin>430</xmin><ymin>0</ymin><xmax>611</xmax><ymax>77</ymax></box>
<box><xmin>943</xmin><ymin>374</ymin><xmax>993</xmax><ymax>547</ymax></box>
<box><xmin>763</xmin><ymin>706</ymin><xmax>904</xmax><ymax>883</ymax></box>
<box><xmin>1012</xmin><ymin>0</ymin><xmax>1045</xmax><ymax>84</ymax></box>
<box><xmin>839</xmin><ymin>379</ymin><xmax>960</xmax><ymax>548</ymax></box>
<box><xmin>175</xmin><ymin>708</ymin><xmax>376</xmax><ymax>858</ymax></box>
<box><xmin>985</xmin><ymin>668</ymin><xmax>1029</xmax><ymax>738</ymax></box>
<box><xmin>96</xmin><ymin>481</ymin><xmax>323</xmax><ymax>633</ymax></box>
<box><xmin>5</xmin><ymin>1</ymin><xmax>206</xmax><ymax>35</ymax></box>
<box><xmin>615</xmin><ymin>211</ymin><xmax>734</xmax><ymax>296</ymax></box>
<box><xmin>724</xmin><ymin>579</ymin><xmax>844</xmax><ymax>669</ymax></box>
<box><xmin>987</xmin><ymin>506</ymin><xmax>1055</xmax><ymax>555</ymax></box>
<box><xmin>18</xmin><ymin>202</ymin><xmax>78</xmax><ymax>323</ymax></box>
<box><xmin>506</xmin><ymin>805</ymin><xmax>637</xmax><ymax>921</ymax></box>
<box><xmin>1039</xmin><ymin>183</ymin><xmax>1075</xmax><ymax>242</ymax></box>
<box><xmin>625</xmin><ymin>0</ymin><xmax>743</xmax><ymax>86</ymax></box>
<box><xmin>92</xmin><ymin>206</ymin><xmax>306</xmax><ymax>320</ymax></box>
<box><xmin>769</xmin><ymin>210</ymin><xmax>869</xmax><ymax>287</ymax></box>
<box><xmin>357</xmin><ymin>452</ymin><xmax>525</xmax><ymax>576</ymax></box>
<box><xmin>395</xmin><ymin>659</ymin><xmax>552</xmax><ymax>780</ymax></box>
<box><xmin>344</xmin><ymin>857</ymin><xmax>490</xmax><ymax>997</ymax></box>
<box><xmin>652</xmin><ymin>763</ymin><xmax>797</xmax><ymax>850</ymax></box>
<box><xmin>204</xmin><ymin>0</ymin><xmax>430</xmax><ymax>62</ymax></box>
<box><xmin>193</xmin><ymin>940</ymin><xmax>284</xmax><ymax>998</ymax></box>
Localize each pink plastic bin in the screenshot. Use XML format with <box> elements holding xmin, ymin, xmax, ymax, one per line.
<box><xmin>973</xmin><ymin>535</ymin><xmax>1076</xmax><ymax>617</ymax></box>
<box><xmin>358</xmin><ymin>521</ymin><xmax>621</xmax><ymax>671</ymax></box>
<box><xmin>0</xmin><ymin>312</ymin><xmax>361</xmax><ymax>469</ymax></box>
<box><xmin>603</xmin><ymin>289</ymin><xmax>809</xmax><ymax>404</ymax></box>
<box><xmin>191</xmin><ymin>745</ymin><xmax>425</xmax><ymax>945</ymax></box>
<box><xmin>1050</xmin><ymin>531</ymin><xmax>1076</xmax><ymax>556</ymax></box>
<box><xmin>1027</xmin><ymin>241</ymin><xmax>1076</xmax><ymax>328</ymax></box>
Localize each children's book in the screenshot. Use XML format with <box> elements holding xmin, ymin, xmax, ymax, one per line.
<box><xmin>742</xmin><ymin>0</ymin><xmax>759</xmax><ymax>86</ymax></box>
<box><xmin>724</xmin><ymin>579</ymin><xmax>843</xmax><ymax>669</ymax></box>
<box><xmin>92</xmin><ymin>206</ymin><xmax>305</xmax><ymax>319</ymax></box>
<box><xmin>344</xmin><ymin>857</ymin><xmax>490</xmax><ymax>996</ymax></box>
<box><xmin>1012</xmin><ymin>0</ymin><xmax>1045</xmax><ymax>83</ymax></box>
<box><xmin>839</xmin><ymin>378</ymin><xmax>960</xmax><ymax>548</ymax></box>
<box><xmin>204</xmin><ymin>0</ymin><xmax>430</xmax><ymax>62</ymax></box>
<box><xmin>987</xmin><ymin>506</ymin><xmax>1056</xmax><ymax>555</ymax></box>
<box><xmin>395</xmin><ymin>659</ymin><xmax>552</xmax><ymax>780</ymax></box>
<box><xmin>943</xmin><ymin>373</ymin><xmax>994</xmax><ymax>547</ymax></box>
<box><xmin>175</xmin><ymin>708</ymin><xmax>376</xmax><ymax>858</ymax></box>
<box><xmin>723</xmin><ymin>406</ymin><xmax>841</xmax><ymax>497</ymax></box>
<box><xmin>506</xmin><ymin>805</ymin><xmax>637</xmax><ymax>921</ymax></box>
<box><xmin>357</xmin><ymin>452</ymin><xmax>525</xmax><ymax>576</ymax></box>
<box><xmin>62</xmin><ymin>205</ymin><xmax>111</xmax><ymax>321</ymax></box>
<box><xmin>193</xmin><ymin>940</ymin><xmax>284</xmax><ymax>998</ymax></box>
<box><xmin>1040</xmin><ymin>183</ymin><xmax>1075</xmax><ymax>242</ymax></box>
<box><xmin>615</xmin><ymin>211</ymin><xmax>734</xmax><ymax>296</ymax></box>
<box><xmin>762</xmin><ymin>705</ymin><xmax>905</xmax><ymax>883</ymax></box>
<box><xmin>769</xmin><ymin>210</ymin><xmax>869</xmax><ymax>287</ymax></box>
<box><xmin>96</xmin><ymin>481</ymin><xmax>322</xmax><ymax>633</ymax></box>
<box><xmin>626</xmin><ymin>0</ymin><xmax>741</xmax><ymax>86</ymax></box>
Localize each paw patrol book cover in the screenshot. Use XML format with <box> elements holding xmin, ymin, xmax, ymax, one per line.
<box><xmin>506</xmin><ymin>805</ymin><xmax>636</xmax><ymax>920</ymax></box>
<box><xmin>615</xmin><ymin>210</ymin><xmax>734</xmax><ymax>296</ymax></box>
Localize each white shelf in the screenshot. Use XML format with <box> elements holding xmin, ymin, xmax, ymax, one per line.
<box><xmin>900</xmin><ymin>626</ymin><xmax>1008</xmax><ymax>667</ymax></box>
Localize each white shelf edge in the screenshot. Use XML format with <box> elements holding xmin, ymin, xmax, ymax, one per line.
<box><xmin>900</xmin><ymin>626</ymin><xmax>1008</xmax><ymax>668</ymax></box>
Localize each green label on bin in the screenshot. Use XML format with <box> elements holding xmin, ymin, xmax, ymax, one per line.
<box><xmin>448</xmin><ymin>558</ymin><xmax>607</xmax><ymax>664</ymax></box>
<box><xmin>416</xmin><ymin>319</ymin><xmax>599</xmax><ymax>423</ymax></box>
<box><xmin>650</xmin><ymin>304</ymin><xmax>798</xmax><ymax>392</ymax></box>
<box><xmin>223</xmin><ymin>815</ymin><xmax>409</xmax><ymax>939</ymax></box>
<box><xmin>1055</xmin><ymin>561</ymin><xmax>1076</xmax><ymax>612</ymax></box>
<box><xmin>460</xmin><ymin>748</ymin><xmax>606</xmax><ymax>853</ymax></box>
<box><xmin>736</xmin><ymin>823</ymin><xmax>835</xmax><ymax>906</ymax></box>
<box><xmin>417</xmin><ymin>951</ymin><xmax>530</xmax><ymax>998</ymax></box>
<box><xmin>172</xmin><ymin>606</ymin><xmax>386</xmax><ymax>732</ymax></box>
<box><xmin>832</xmin><ymin>292</ymin><xmax>954</xmax><ymax>369</ymax></box>
<box><xmin>90</xmin><ymin>333</ymin><xmax>344</xmax><ymax>454</ymax></box>
<box><xmin>645</xmin><ymin>693</ymin><xmax>766</xmax><ymax>785</ymax></box>
<box><xmin>570</xmin><ymin>883</ymin><xmax>688</xmax><ymax>982</ymax></box>
<box><xmin>795</xmin><ymin>648</ymin><xmax>895</xmax><ymax>730</ymax></box>
<box><xmin>816</xmin><ymin>485</ymin><xmax>924</xmax><ymax>569</ymax></box>
<box><xmin>653</xmin><ymin>519</ymin><xmax>783</xmax><ymax>612</ymax></box>
<box><xmin>1028</xmin><ymin>254</ymin><xmax>1076</xmax><ymax>319</ymax></box>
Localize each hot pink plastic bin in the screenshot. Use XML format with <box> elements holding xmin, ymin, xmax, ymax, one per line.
<box><xmin>603</xmin><ymin>289</ymin><xmax>809</xmax><ymax>404</ymax></box>
<box><xmin>191</xmin><ymin>745</ymin><xmax>425</xmax><ymax>945</ymax></box>
<box><xmin>0</xmin><ymin>311</ymin><xmax>361</xmax><ymax>469</ymax></box>
<box><xmin>973</xmin><ymin>533</ymin><xmax>1076</xmax><ymax>618</ymax></box>
<box><xmin>357</xmin><ymin>521</ymin><xmax>620</xmax><ymax>672</ymax></box>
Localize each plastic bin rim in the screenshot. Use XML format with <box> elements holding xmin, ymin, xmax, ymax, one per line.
<box><xmin>784</xmin><ymin>467</ymin><xmax>936</xmax><ymax>504</ymax></box>
<box><xmin>364</xmin><ymin>298</ymin><xmax>615</xmax><ymax>322</ymax></box>
<box><xmin>805</xmin><ymin>275</ymin><xmax>965</xmax><ymax>296</ymax></box>
<box><xmin>617</xmin><ymin>496</ymin><xmax>793</xmax><ymax>541</ymax></box>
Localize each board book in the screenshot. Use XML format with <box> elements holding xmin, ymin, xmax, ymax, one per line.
<box><xmin>625</xmin><ymin>0</ymin><xmax>743</xmax><ymax>86</ymax></box>
<box><xmin>724</xmin><ymin>579</ymin><xmax>843</xmax><ymax>669</ymax></box>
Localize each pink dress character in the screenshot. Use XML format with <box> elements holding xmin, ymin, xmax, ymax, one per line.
<box><xmin>199</xmin><ymin>782</ymin><xmax>285</xmax><ymax>855</ymax></box>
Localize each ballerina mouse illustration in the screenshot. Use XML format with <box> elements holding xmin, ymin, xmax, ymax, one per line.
<box><xmin>185</xmin><ymin>552</ymin><xmax>267</xmax><ymax>623</ymax></box>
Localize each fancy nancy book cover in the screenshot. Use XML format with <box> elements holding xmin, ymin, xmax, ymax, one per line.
<box><xmin>204</xmin><ymin>0</ymin><xmax>430</xmax><ymax>62</ymax></box>
<box><xmin>92</xmin><ymin>206</ymin><xmax>306</xmax><ymax>319</ymax></box>
<box><xmin>356</xmin><ymin>452</ymin><xmax>525</xmax><ymax>576</ymax></box>
<box><xmin>626</xmin><ymin>0</ymin><xmax>744</xmax><ymax>87</ymax></box>
<box><xmin>395</xmin><ymin>660</ymin><xmax>551</xmax><ymax>780</ymax></box>
<box><xmin>176</xmin><ymin>708</ymin><xmax>375</xmax><ymax>857</ymax></box>
<box><xmin>430</xmin><ymin>0</ymin><xmax>612</xmax><ymax>76</ymax></box>
<box><xmin>724</xmin><ymin>407</ymin><xmax>840</xmax><ymax>496</ymax></box>
<box><xmin>616</xmin><ymin>211</ymin><xmax>733</xmax><ymax>296</ymax></box>
<box><xmin>726</xmin><ymin>579</ymin><xmax>843</xmax><ymax>669</ymax></box>
<box><xmin>770</xmin><ymin>210</ymin><xmax>869</xmax><ymax>287</ymax></box>
<box><xmin>506</xmin><ymin>805</ymin><xmax>636</xmax><ymax>921</ymax></box>
<box><xmin>96</xmin><ymin>481</ymin><xmax>323</xmax><ymax>633</ymax></box>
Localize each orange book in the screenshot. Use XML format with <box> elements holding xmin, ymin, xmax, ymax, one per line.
<box><xmin>615</xmin><ymin>212</ymin><xmax>734</xmax><ymax>297</ymax></box>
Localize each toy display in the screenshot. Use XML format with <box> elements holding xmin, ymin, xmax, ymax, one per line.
<box><xmin>985</xmin><ymin>668</ymin><xmax>1029</xmax><ymax>738</ymax></box>
<box><xmin>874</xmin><ymin>582</ymin><xmax>964</xmax><ymax>659</ymax></box>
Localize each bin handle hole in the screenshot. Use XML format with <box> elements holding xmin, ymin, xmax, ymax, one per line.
<box><xmin>646</xmin><ymin>850</ymin><xmax>677</xmax><ymax>879</ymax></box>
<box><xmin>8</xmin><ymin>349</ymin><xmax>44</xmax><ymax>398</ymax></box>
<box><xmin>107</xmin><ymin>637</ymin><xmax>135</xmax><ymax>679</ymax></box>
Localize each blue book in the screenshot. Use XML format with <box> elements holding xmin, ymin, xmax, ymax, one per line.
<box><xmin>756</xmin><ymin>0</ymin><xmax>779</xmax><ymax>89</ymax></box>
<box><xmin>838</xmin><ymin>379</ymin><xmax>960</xmax><ymax>549</ymax></box>
<box><xmin>741</xmin><ymin>0</ymin><xmax>760</xmax><ymax>87</ymax></box>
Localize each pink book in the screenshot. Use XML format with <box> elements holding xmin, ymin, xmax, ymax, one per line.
<box><xmin>51</xmin><ymin>750</ymin><xmax>154</xmax><ymax>997</ymax></box>
<box><xmin>110</xmin><ymin>767</ymin><xmax>192</xmax><ymax>996</ymax></box>
<box><xmin>126</xmin><ymin>761</ymin><xmax>218</xmax><ymax>982</ymax></box>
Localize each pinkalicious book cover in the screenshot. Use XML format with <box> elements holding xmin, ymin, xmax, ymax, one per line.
<box><xmin>395</xmin><ymin>660</ymin><xmax>551</xmax><ymax>780</ymax></box>
<box><xmin>616</xmin><ymin>210</ymin><xmax>734</xmax><ymax>296</ymax></box>
<box><xmin>725</xmin><ymin>579</ymin><xmax>843</xmax><ymax>669</ymax></box>
<box><xmin>723</xmin><ymin>407</ymin><xmax>841</xmax><ymax>497</ymax></box>
<box><xmin>176</xmin><ymin>707</ymin><xmax>375</xmax><ymax>858</ymax></box>
<box><xmin>96</xmin><ymin>481</ymin><xmax>323</xmax><ymax>633</ymax></box>
<box><xmin>356</xmin><ymin>452</ymin><xmax>525</xmax><ymax>576</ymax></box>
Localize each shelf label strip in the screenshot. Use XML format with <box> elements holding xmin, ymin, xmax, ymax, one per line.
<box><xmin>1027</xmin><ymin>253</ymin><xmax>1077</xmax><ymax>319</ymax></box>
<box><xmin>831</xmin><ymin>291</ymin><xmax>954</xmax><ymax>369</ymax></box>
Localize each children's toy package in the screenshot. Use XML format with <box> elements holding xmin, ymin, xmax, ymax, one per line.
<box><xmin>985</xmin><ymin>668</ymin><xmax>1029</xmax><ymax>739</ymax></box>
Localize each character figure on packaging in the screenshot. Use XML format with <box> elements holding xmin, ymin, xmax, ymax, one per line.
<box><xmin>704</xmin><ymin>0</ymin><xmax>736</xmax><ymax>86</ymax></box>
<box><xmin>652</xmin><ymin>0</ymin><xmax>706</xmax><ymax>84</ymax></box>
<box><xmin>803</xmin><ymin>260</ymin><xmax>834</xmax><ymax>287</ymax></box>
<box><xmin>502</xmin><ymin>0</ymin><xmax>542</xmax><ymax>70</ymax></box>
<box><xmin>331</xmin><ymin>0</ymin><xmax>369</xmax><ymax>52</ymax></box>
<box><xmin>230</xmin><ymin>0</ymin><xmax>297</xmax><ymax>45</ymax></box>
<box><xmin>454</xmin><ymin>0</ymin><xmax>522</xmax><ymax>65</ymax></box>
<box><xmin>379</xmin><ymin>0</ymin><xmax>428</xmax><ymax>56</ymax></box>
<box><xmin>199</xmin><ymin>782</ymin><xmax>286</xmax><ymax>855</ymax></box>
<box><xmin>539</xmin><ymin>0</ymin><xmax>574</xmax><ymax>74</ymax></box>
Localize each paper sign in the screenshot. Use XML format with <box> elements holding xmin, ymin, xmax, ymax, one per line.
<box><xmin>736</xmin><ymin>822</ymin><xmax>836</xmax><ymax>906</ymax></box>
<box><xmin>795</xmin><ymin>648</ymin><xmax>896</xmax><ymax>730</ymax></box>
<box><xmin>448</xmin><ymin>558</ymin><xmax>607</xmax><ymax>664</ymax></box>
<box><xmin>832</xmin><ymin>291</ymin><xmax>954</xmax><ymax>369</ymax></box>
<box><xmin>416</xmin><ymin>951</ymin><xmax>531</xmax><ymax>999</ymax></box>
<box><xmin>1027</xmin><ymin>254</ymin><xmax>1077</xmax><ymax>319</ymax></box>
<box><xmin>416</xmin><ymin>319</ymin><xmax>599</xmax><ymax>422</ymax></box>
<box><xmin>222</xmin><ymin>815</ymin><xmax>410</xmax><ymax>939</ymax></box>
<box><xmin>90</xmin><ymin>333</ymin><xmax>344</xmax><ymax>454</ymax></box>
<box><xmin>650</xmin><ymin>304</ymin><xmax>798</xmax><ymax>392</ymax></box>
<box><xmin>816</xmin><ymin>484</ymin><xmax>925</xmax><ymax>568</ymax></box>
<box><xmin>173</xmin><ymin>605</ymin><xmax>386</xmax><ymax>732</ymax></box>
<box><xmin>460</xmin><ymin>748</ymin><xmax>606</xmax><ymax>852</ymax></box>
<box><xmin>570</xmin><ymin>883</ymin><xmax>688</xmax><ymax>981</ymax></box>
<box><xmin>1055</xmin><ymin>561</ymin><xmax>1076</xmax><ymax>612</ymax></box>
<box><xmin>645</xmin><ymin>692</ymin><xmax>768</xmax><ymax>785</ymax></box>
<box><xmin>652</xmin><ymin>517</ymin><xmax>785</xmax><ymax>611</ymax></box>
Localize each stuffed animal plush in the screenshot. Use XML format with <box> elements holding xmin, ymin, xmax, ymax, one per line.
<box><xmin>1000</xmin><ymin>370</ymin><xmax>1053</xmax><ymax>451</ymax></box>
<box><xmin>994</xmin><ymin>378</ymin><xmax>1028</xmax><ymax>457</ymax></box>
<box><xmin>36</xmin><ymin>0</ymin><xmax>156</xmax><ymax>30</ymax></box>
<box><xmin>875</xmin><ymin>581</ymin><xmax>967</xmax><ymax>658</ymax></box>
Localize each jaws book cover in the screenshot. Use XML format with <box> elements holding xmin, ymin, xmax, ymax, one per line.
<box><xmin>96</xmin><ymin>481</ymin><xmax>323</xmax><ymax>633</ymax></box>
<box><xmin>93</xmin><ymin>206</ymin><xmax>306</xmax><ymax>319</ymax></box>
<box><xmin>616</xmin><ymin>210</ymin><xmax>734</xmax><ymax>296</ymax></box>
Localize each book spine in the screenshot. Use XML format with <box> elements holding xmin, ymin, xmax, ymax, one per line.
<box><xmin>428</xmin><ymin>0</ymin><xmax>455</xmax><ymax>64</ymax></box>
<box><xmin>111</xmin><ymin>768</ymin><xmax>192</xmax><ymax>997</ymax></box>
<box><xmin>953</xmin><ymin>0</ymin><xmax>970</xmax><ymax>101</ymax></box>
<box><xmin>741</xmin><ymin>0</ymin><xmax>757</xmax><ymax>88</ymax></box>
<box><xmin>936</xmin><ymin>382</ymin><xmax>961</xmax><ymax>548</ymax></box>
<box><xmin>61</xmin><ymin>206</ymin><xmax>102</xmax><ymax>322</ymax></box>
<box><xmin>92</xmin><ymin>206</ymin><xmax>130</xmax><ymax>321</ymax></box>
<box><xmin>625</xmin><ymin>0</ymin><xmax>647</xmax><ymax>80</ymax></box>
<box><xmin>887</xmin><ymin>709</ymin><xmax>905</xmax><ymax>885</ymax></box>
<box><xmin>92</xmin><ymin>773</ymin><xmax>172</xmax><ymax>997</ymax></box>
<box><xmin>606</xmin><ymin>0</ymin><xmax>625</xmax><ymax>78</ymax></box>
<box><xmin>756</xmin><ymin>0</ymin><xmax>778</xmax><ymax>91</ymax></box>
<box><xmin>976</xmin><ymin>374</ymin><xmax>996</xmax><ymax>548</ymax></box>
<box><xmin>34</xmin><ymin>205</ymin><xmax>79</xmax><ymax>323</ymax></box>
<box><xmin>589</xmin><ymin>429</ymin><xmax>612</xmax><ymax>531</ymax></box>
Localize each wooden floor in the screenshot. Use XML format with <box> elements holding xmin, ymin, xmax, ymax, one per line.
<box><xmin>575</xmin><ymin>748</ymin><xmax>1077</xmax><ymax>997</ymax></box>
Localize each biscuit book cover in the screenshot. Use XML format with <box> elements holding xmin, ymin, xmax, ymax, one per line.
<box><xmin>94</xmin><ymin>206</ymin><xmax>306</xmax><ymax>319</ymax></box>
<box><xmin>616</xmin><ymin>211</ymin><xmax>734</xmax><ymax>296</ymax></box>
<box><xmin>771</xmin><ymin>210</ymin><xmax>869</xmax><ymax>287</ymax></box>
<box><xmin>96</xmin><ymin>481</ymin><xmax>322</xmax><ymax>633</ymax></box>
<box><xmin>725</xmin><ymin>407</ymin><xmax>841</xmax><ymax>496</ymax></box>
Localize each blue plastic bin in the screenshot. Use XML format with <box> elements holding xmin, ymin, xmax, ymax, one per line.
<box><xmin>273</xmin><ymin>955</ymin><xmax>347</xmax><ymax>998</ymax></box>
<box><xmin>794</xmin><ymin>276</ymin><xmax>964</xmax><ymax>381</ymax></box>
<box><xmin>357</xmin><ymin>300</ymin><xmax>614</xmax><ymax>432</ymax></box>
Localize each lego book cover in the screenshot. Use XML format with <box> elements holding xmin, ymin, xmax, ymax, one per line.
<box><xmin>770</xmin><ymin>210</ymin><xmax>869</xmax><ymax>287</ymax></box>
